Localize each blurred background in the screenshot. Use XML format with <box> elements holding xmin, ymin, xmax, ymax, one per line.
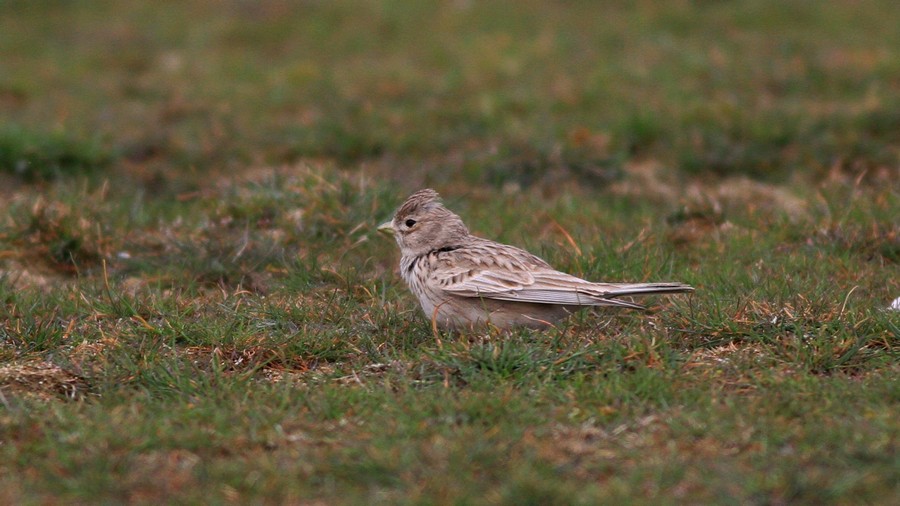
<box><xmin>2</xmin><ymin>0</ymin><xmax>898</xmax><ymax>194</ymax></box>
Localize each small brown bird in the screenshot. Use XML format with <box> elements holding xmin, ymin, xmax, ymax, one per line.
<box><xmin>378</xmin><ymin>189</ymin><xmax>693</xmax><ymax>330</ymax></box>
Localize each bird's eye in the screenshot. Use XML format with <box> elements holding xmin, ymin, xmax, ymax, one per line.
<box><xmin>405</xmin><ymin>219</ymin><xmax>417</xmax><ymax>228</ymax></box>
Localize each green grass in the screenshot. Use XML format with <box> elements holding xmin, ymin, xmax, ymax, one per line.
<box><xmin>0</xmin><ymin>125</ymin><xmax>110</xmax><ymax>181</ymax></box>
<box><xmin>1</xmin><ymin>0</ymin><xmax>899</xmax><ymax>504</ymax></box>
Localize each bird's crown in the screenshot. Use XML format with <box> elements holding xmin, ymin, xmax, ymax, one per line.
<box><xmin>396</xmin><ymin>188</ymin><xmax>441</xmax><ymax>217</ymax></box>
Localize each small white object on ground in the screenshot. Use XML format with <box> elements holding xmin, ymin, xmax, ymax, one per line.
<box><xmin>889</xmin><ymin>297</ymin><xmax>900</xmax><ymax>311</ymax></box>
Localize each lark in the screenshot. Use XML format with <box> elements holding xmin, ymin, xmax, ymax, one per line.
<box><xmin>378</xmin><ymin>189</ymin><xmax>693</xmax><ymax>330</ymax></box>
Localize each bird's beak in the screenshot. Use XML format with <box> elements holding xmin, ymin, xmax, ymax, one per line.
<box><xmin>377</xmin><ymin>221</ymin><xmax>395</xmax><ymax>236</ymax></box>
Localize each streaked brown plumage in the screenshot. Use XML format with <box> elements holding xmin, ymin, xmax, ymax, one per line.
<box><xmin>378</xmin><ymin>189</ymin><xmax>693</xmax><ymax>330</ymax></box>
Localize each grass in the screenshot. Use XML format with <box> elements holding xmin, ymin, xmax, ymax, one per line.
<box><xmin>0</xmin><ymin>125</ymin><xmax>110</xmax><ymax>181</ymax></box>
<box><xmin>1</xmin><ymin>0</ymin><xmax>899</xmax><ymax>504</ymax></box>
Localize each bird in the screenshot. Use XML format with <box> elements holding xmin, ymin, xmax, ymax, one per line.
<box><xmin>378</xmin><ymin>189</ymin><xmax>693</xmax><ymax>330</ymax></box>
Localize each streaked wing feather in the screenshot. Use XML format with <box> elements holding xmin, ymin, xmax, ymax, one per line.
<box><xmin>437</xmin><ymin>268</ymin><xmax>534</xmax><ymax>294</ymax></box>
<box><xmin>442</xmin><ymin>267</ymin><xmax>628</xmax><ymax>306</ymax></box>
<box><xmin>441</xmin><ymin>265</ymin><xmax>689</xmax><ymax>309</ymax></box>
<box><xmin>476</xmin><ymin>289</ymin><xmax>647</xmax><ymax>309</ymax></box>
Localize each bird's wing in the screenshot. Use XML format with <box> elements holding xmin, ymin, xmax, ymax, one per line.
<box><xmin>431</xmin><ymin>263</ymin><xmax>535</xmax><ymax>294</ymax></box>
<box><xmin>431</xmin><ymin>239</ymin><xmax>691</xmax><ymax>309</ymax></box>
<box><xmin>439</xmin><ymin>265</ymin><xmax>647</xmax><ymax>309</ymax></box>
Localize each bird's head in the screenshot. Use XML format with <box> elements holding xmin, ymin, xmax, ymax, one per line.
<box><xmin>378</xmin><ymin>189</ymin><xmax>469</xmax><ymax>256</ymax></box>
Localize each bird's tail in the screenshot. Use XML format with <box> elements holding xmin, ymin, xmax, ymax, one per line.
<box><xmin>603</xmin><ymin>282</ymin><xmax>694</xmax><ymax>299</ymax></box>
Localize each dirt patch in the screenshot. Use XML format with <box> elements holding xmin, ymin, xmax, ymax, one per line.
<box><xmin>611</xmin><ymin>161</ymin><xmax>810</xmax><ymax>220</ymax></box>
<box><xmin>0</xmin><ymin>360</ymin><xmax>88</xmax><ymax>402</ymax></box>
<box><xmin>0</xmin><ymin>260</ymin><xmax>73</xmax><ymax>292</ymax></box>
